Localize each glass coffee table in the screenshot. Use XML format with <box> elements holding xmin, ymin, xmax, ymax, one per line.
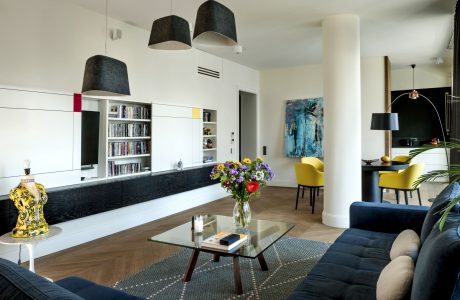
<box><xmin>149</xmin><ymin>215</ymin><xmax>295</xmax><ymax>295</ymax></box>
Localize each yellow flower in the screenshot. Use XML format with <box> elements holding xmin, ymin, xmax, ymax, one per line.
<box><xmin>217</xmin><ymin>164</ymin><xmax>225</xmax><ymax>171</ymax></box>
<box><xmin>236</xmin><ymin>161</ymin><xmax>242</xmax><ymax>166</ymax></box>
<box><xmin>243</xmin><ymin>158</ymin><xmax>252</xmax><ymax>164</ymax></box>
<box><xmin>256</xmin><ymin>156</ymin><xmax>263</xmax><ymax>162</ymax></box>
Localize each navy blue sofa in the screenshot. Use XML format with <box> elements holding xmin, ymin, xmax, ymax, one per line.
<box><xmin>289</xmin><ymin>184</ymin><xmax>460</xmax><ymax>300</ymax></box>
<box><xmin>0</xmin><ymin>257</ymin><xmax>143</xmax><ymax>300</ymax></box>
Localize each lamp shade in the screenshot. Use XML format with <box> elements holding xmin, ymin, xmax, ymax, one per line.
<box><xmin>370</xmin><ymin>113</ymin><xmax>399</xmax><ymax>130</ymax></box>
<box><xmin>82</xmin><ymin>55</ymin><xmax>130</xmax><ymax>96</ymax></box>
<box><xmin>193</xmin><ymin>0</ymin><xmax>237</xmax><ymax>46</ymax></box>
<box><xmin>148</xmin><ymin>15</ymin><xmax>192</xmax><ymax>50</ymax></box>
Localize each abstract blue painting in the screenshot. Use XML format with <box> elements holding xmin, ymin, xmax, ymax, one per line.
<box><xmin>284</xmin><ymin>98</ymin><xmax>324</xmax><ymax>158</ymax></box>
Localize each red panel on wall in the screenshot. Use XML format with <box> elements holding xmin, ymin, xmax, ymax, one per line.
<box><xmin>74</xmin><ymin>93</ymin><xmax>82</xmax><ymax>112</ymax></box>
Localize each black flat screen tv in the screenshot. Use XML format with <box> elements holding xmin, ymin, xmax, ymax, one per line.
<box><xmin>81</xmin><ymin>111</ymin><xmax>100</xmax><ymax>166</ymax></box>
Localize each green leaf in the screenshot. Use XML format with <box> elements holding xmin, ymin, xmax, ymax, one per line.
<box><xmin>437</xmin><ymin>196</ymin><xmax>460</xmax><ymax>230</ymax></box>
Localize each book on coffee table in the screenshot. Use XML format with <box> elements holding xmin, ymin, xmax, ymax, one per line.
<box><xmin>202</xmin><ymin>232</ymin><xmax>248</xmax><ymax>251</ymax></box>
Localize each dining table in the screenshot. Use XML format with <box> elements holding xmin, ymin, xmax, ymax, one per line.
<box><xmin>361</xmin><ymin>161</ymin><xmax>409</xmax><ymax>202</ymax></box>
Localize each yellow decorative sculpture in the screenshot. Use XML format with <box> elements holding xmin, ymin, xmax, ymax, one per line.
<box><xmin>8</xmin><ymin>160</ymin><xmax>49</xmax><ymax>238</ymax></box>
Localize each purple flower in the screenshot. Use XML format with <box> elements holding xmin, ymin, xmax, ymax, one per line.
<box><xmin>237</xmin><ymin>176</ymin><xmax>244</xmax><ymax>183</ymax></box>
<box><xmin>230</xmin><ymin>169</ymin><xmax>238</xmax><ymax>175</ymax></box>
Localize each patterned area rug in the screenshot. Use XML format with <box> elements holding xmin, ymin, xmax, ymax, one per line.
<box><xmin>114</xmin><ymin>237</ymin><xmax>329</xmax><ymax>300</ymax></box>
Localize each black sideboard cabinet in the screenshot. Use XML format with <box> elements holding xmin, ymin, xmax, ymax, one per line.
<box><xmin>0</xmin><ymin>165</ymin><xmax>217</xmax><ymax>235</ymax></box>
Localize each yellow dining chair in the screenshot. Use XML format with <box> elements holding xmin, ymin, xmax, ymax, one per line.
<box><xmin>301</xmin><ymin>157</ymin><xmax>324</xmax><ymax>197</ymax></box>
<box><xmin>379</xmin><ymin>155</ymin><xmax>413</xmax><ymax>175</ymax></box>
<box><xmin>379</xmin><ymin>163</ymin><xmax>424</xmax><ymax>205</ymax></box>
<box><xmin>294</xmin><ymin>162</ymin><xmax>324</xmax><ymax>214</ymax></box>
<box><xmin>301</xmin><ymin>157</ymin><xmax>324</xmax><ymax>172</ymax></box>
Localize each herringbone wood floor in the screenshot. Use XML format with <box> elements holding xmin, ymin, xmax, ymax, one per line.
<box><xmin>32</xmin><ymin>184</ymin><xmax>443</xmax><ymax>285</ymax></box>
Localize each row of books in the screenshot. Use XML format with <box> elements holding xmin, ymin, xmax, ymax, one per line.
<box><xmin>108</xmin><ymin>161</ymin><xmax>142</xmax><ymax>177</ymax></box>
<box><xmin>202</xmin><ymin>232</ymin><xmax>248</xmax><ymax>251</ymax></box>
<box><xmin>108</xmin><ymin>123</ymin><xmax>150</xmax><ymax>138</ymax></box>
<box><xmin>108</xmin><ymin>141</ymin><xmax>149</xmax><ymax>157</ymax></box>
<box><xmin>109</xmin><ymin>105</ymin><xmax>150</xmax><ymax>120</ymax></box>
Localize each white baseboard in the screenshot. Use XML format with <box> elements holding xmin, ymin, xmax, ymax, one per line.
<box><xmin>0</xmin><ymin>184</ymin><xmax>228</xmax><ymax>263</ymax></box>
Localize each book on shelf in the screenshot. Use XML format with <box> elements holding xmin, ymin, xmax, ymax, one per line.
<box><xmin>108</xmin><ymin>141</ymin><xmax>150</xmax><ymax>157</ymax></box>
<box><xmin>109</xmin><ymin>104</ymin><xmax>150</xmax><ymax>120</ymax></box>
<box><xmin>108</xmin><ymin>161</ymin><xmax>142</xmax><ymax>177</ymax></box>
<box><xmin>202</xmin><ymin>232</ymin><xmax>248</xmax><ymax>251</ymax></box>
<box><xmin>108</xmin><ymin>123</ymin><xmax>150</xmax><ymax>138</ymax></box>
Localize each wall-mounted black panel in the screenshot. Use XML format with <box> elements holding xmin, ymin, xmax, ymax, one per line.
<box><xmin>0</xmin><ymin>166</ymin><xmax>217</xmax><ymax>235</ymax></box>
<box><xmin>44</xmin><ymin>188</ymin><xmax>82</xmax><ymax>224</ymax></box>
<box><xmin>392</xmin><ymin>87</ymin><xmax>450</xmax><ymax>147</ymax></box>
<box><xmin>0</xmin><ymin>200</ymin><xmax>10</xmax><ymax>233</ymax></box>
<box><xmin>122</xmin><ymin>176</ymin><xmax>155</xmax><ymax>206</ymax></box>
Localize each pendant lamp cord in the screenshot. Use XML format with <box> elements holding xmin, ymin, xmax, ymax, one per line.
<box><xmin>105</xmin><ymin>0</ymin><xmax>108</xmax><ymax>55</ymax></box>
<box><xmin>170</xmin><ymin>0</ymin><xmax>173</xmax><ymax>15</ymax></box>
<box><xmin>412</xmin><ymin>64</ymin><xmax>416</xmax><ymax>90</ymax></box>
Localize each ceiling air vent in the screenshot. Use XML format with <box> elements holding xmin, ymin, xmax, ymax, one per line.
<box><xmin>197</xmin><ymin>66</ymin><xmax>220</xmax><ymax>79</ymax></box>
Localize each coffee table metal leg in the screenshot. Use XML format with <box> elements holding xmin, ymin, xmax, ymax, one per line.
<box><xmin>183</xmin><ymin>249</ymin><xmax>200</xmax><ymax>282</ymax></box>
<box><xmin>213</xmin><ymin>254</ymin><xmax>220</xmax><ymax>262</ymax></box>
<box><xmin>257</xmin><ymin>253</ymin><xmax>269</xmax><ymax>271</ymax></box>
<box><xmin>232</xmin><ymin>256</ymin><xmax>243</xmax><ymax>295</ymax></box>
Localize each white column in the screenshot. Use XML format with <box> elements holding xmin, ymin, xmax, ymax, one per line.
<box><xmin>322</xmin><ymin>15</ymin><xmax>361</xmax><ymax>228</ymax></box>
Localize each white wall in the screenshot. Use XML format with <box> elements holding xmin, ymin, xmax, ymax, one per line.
<box><xmin>260</xmin><ymin>57</ymin><xmax>385</xmax><ymax>187</ymax></box>
<box><xmin>0</xmin><ymin>0</ymin><xmax>258</xmax><ymax>260</ymax></box>
<box><xmin>392</xmin><ymin>65</ymin><xmax>451</xmax><ymax>90</ymax></box>
<box><xmin>362</xmin><ymin>58</ymin><xmax>386</xmax><ymax>159</ymax></box>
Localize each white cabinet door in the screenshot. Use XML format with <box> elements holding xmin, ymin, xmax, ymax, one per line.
<box><xmin>0</xmin><ymin>108</ymin><xmax>74</xmax><ymax>177</ymax></box>
<box><xmin>152</xmin><ymin>117</ymin><xmax>193</xmax><ymax>172</ymax></box>
<box><xmin>192</xmin><ymin>119</ymin><xmax>203</xmax><ymax>165</ymax></box>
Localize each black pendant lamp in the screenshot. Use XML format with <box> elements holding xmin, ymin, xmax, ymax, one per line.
<box><xmin>148</xmin><ymin>15</ymin><xmax>192</xmax><ymax>50</ymax></box>
<box><xmin>193</xmin><ymin>0</ymin><xmax>237</xmax><ymax>46</ymax></box>
<box><xmin>82</xmin><ymin>0</ymin><xmax>130</xmax><ymax>96</ymax></box>
<box><xmin>82</xmin><ymin>55</ymin><xmax>130</xmax><ymax>96</ymax></box>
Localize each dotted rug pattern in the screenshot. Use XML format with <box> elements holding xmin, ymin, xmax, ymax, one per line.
<box><xmin>114</xmin><ymin>237</ymin><xmax>330</xmax><ymax>300</ymax></box>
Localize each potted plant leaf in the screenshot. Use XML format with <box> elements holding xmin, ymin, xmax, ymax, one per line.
<box><xmin>409</xmin><ymin>142</ymin><xmax>460</xmax><ymax>229</ymax></box>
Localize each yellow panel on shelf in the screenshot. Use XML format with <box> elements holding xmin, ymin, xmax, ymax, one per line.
<box><xmin>192</xmin><ymin>107</ymin><xmax>201</xmax><ymax>119</ymax></box>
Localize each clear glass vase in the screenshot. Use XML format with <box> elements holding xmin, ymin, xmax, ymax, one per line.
<box><xmin>233</xmin><ymin>201</ymin><xmax>251</xmax><ymax>228</ymax></box>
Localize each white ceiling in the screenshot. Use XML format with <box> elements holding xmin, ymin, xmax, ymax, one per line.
<box><xmin>64</xmin><ymin>0</ymin><xmax>456</xmax><ymax>70</ymax></box>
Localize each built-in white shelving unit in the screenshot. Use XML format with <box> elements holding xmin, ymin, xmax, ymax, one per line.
<box><xmin>106</xmin><ymin>100</ymin><xmax>152</xmax><ymax>177</ymax></box>
<box><xmin>202</xmin><ymin>109</ymin><xmax>217</xmax><ymax>163</ymax></box>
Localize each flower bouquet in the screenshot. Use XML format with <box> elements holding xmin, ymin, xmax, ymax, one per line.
<box><xmin>211</xmin><ymin>157</ymin><xmax>274</xmax><ymax>228</ymax></box>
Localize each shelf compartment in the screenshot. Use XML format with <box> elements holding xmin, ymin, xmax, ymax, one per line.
<box><xmin>107</xmin><ymin>171</ymin><xmax>151</xmax><ymax>178</ymax></box>
<box><xmin>203</xmin><ymin>135</ymin><xmax>217</xmax><ymax>138</ymax></box>
<box><xmin>108</xmin><ymin>137</ymin><xmax>151</xmax><ymax>140</ymax></box>
<box><xmin>108</xmin><ymin>118</ymin><xmax>151</xmax><ymax>122</ymax></box>
<box><xmin>203</xmin><ymin>148</ymin><xmax>217</xmax><ymax>151</ymax></box>
<box><xmin>108</xmin><ymin>154</ymin><xmax>151</xmax><ymax>160</ymax></box>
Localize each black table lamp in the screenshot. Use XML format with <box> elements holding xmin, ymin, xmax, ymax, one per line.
<box><xmin>370</xmin><ymin>113</ymin><xmax>399</xmax><ymax>131</ymax></box>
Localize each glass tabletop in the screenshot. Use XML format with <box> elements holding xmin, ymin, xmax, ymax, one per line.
<box><xmin>149</xmin><ymin>215</ymin><xmax>295</xmax><ymax>259</ymax></box>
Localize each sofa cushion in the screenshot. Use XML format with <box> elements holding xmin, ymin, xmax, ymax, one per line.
<box><xmin>288</xmin><ymin>228</ymin><xmax>397</xmax><ymax>300</ymax></box>
<box><xmin>411</xmin><ymin>213</ymin><xmax>460</xmax><ymax>300</ymax></box>
<box><xmin>56</xmin><ymin>276</ymin><xmax>143</xmax><ymax>300</ymax></box>
<box><xmin>420</xmin><ymin>182</ymin><xmax>460</xmax><ymax>243</ymax></box>
<box><xmin>0</xmin><ymin>258</ymin><xmax>83</xmax><ymax>300</ymax></box>
<box><xmin>376</xmin><ymin>255</ymin><xmax>414</xmax><ymax>300</ymax></box>
<box><xmin>390</xmin><ymin>229</ymin><xmax>420</xmax><ymax>261</ymax></box>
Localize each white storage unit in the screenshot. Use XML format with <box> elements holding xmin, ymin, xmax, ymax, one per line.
<box><xmin>392</xmin><ymin>147</ymin><xmax>450</xmax><ymax>182</ymax></box>
<box><xmin>105</xmin><ymin>100</ymin><xmax>152</xmax><ymax>178</ymax></box>
<box><xmin>202</xmin><ymin>109</ymin><xmax>217</xmax><ymax>164</ymax></box>
<box><xmin>151</xmin><ymin>104</ymin><xmax>203</xmax><ymax>172</ymax></box>
<box><xmin>0</xmin><ymin>87</ymin><xmax>81</xmax><ymax>196</ymax></box>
